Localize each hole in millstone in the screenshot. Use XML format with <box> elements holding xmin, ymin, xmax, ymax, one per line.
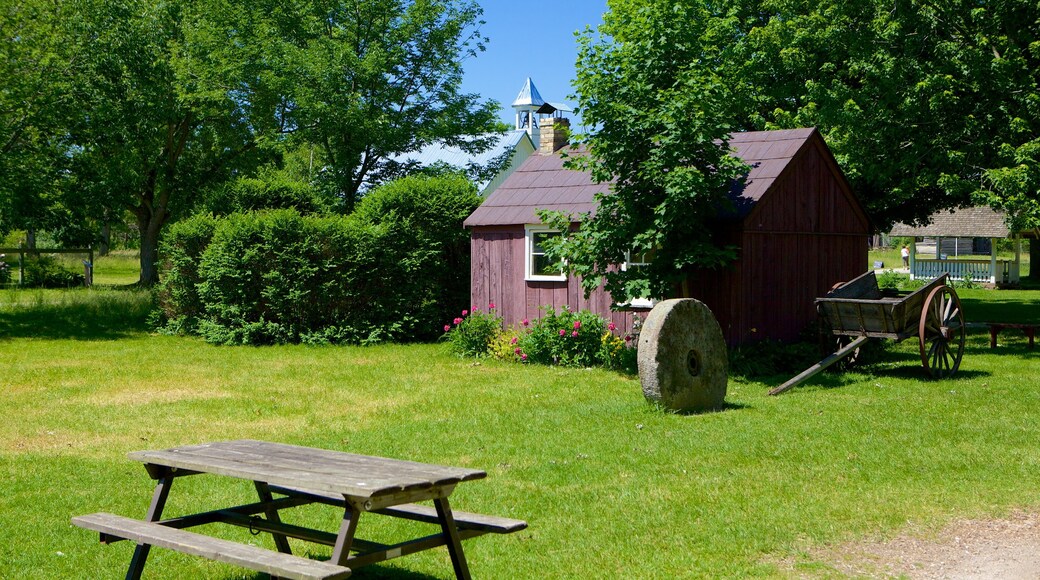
<box><xmin>687</xmin><ymin>349</ymin><xmax>701</xmax><ymax>377</ymax></box>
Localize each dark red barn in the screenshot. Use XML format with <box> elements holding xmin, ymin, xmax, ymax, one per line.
<box><xmin>463</xmin><ymin>125</ymin><xmax>871</xmax><ymax>345</ymax></box>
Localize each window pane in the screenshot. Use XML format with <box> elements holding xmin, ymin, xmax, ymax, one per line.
<box><xmin>534</xmin><ymin>254</ymin><xmax>561</xmax><ymax>276</ymax></box>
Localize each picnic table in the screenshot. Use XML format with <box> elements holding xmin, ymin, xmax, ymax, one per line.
<box><xmin>72</xmin><ymin>440</ymin><xmax>526</xmax><ymax>580</ymax></box>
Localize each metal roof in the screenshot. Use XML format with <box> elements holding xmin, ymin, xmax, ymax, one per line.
<box><xmin>511</xmin><ymin>77</ymin><xmax>545</xmax><ymax>108</ymax></box>
<box><xmin>389</xmin><ymin>131</ymin><xmax>532</xmax><ymax>191</ymax></box>
<box><xmin>889</xmin><ymin>207</ymin><xmax>1012</xmax><ymax>238</ymax></box>
<box><xmin>464</xmin><ymin>127</ymin><xmax>818</xmax><ymax>227</ymax></box>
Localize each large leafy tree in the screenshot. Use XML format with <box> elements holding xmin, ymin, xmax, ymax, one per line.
<box><xmin>8</xmin><ymin>0</ymin><xmax>496</xmax><ymax>285</ymax></box>
<box><xmin>561</xmin><ymin>0</ymin><xmax>1039</xmax><ymax>301</ymax></box>
<box><xmin>728</xmin><ymin>0</ymin><xmax>1040</xmax><ymax>230</ymax></box>
<box><xmin>547</xmin><ymin>0</ymin><xmax>748</xmax><ymax>303</ymax></box>
<box><xmin>0</xmin><ymin>0</ymin><xmax>79</xmax><ymax>245</ymax></box>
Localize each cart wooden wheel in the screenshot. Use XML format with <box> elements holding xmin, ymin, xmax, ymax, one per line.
<box><xmin>918</xmin><ymin>284</ymin><xmax>965</xmax><ymax>378</ymax></box>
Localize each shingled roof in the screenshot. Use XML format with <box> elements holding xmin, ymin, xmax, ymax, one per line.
<box><xmin>889</xmin><ymin>207</ymin><xmax>1012</xmax><ymax>238</ymax></box>
<box><xmin>464</xmin><ymin>127</ymin><xmax>818</xmax><ymax>227</ymax></box>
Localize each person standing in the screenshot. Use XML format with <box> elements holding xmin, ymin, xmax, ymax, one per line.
<box><xmin>901</xmin><ymin>245</ymin><xmax>910</xmax><ymax>268</ymax></box>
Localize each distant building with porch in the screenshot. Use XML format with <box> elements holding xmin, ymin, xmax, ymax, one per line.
<box><xmin>889</xmin><ymin>206</ymin><xmax>1028</xmax><ymax>285</ymax></box>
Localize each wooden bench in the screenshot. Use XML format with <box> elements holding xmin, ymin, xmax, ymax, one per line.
<box><xmin>268</xmin><ymin>484</ymin><xmax>527</xmax><ymax>535</ymax></box>
<box><xmin>72</xmin><ymin>512</ymin><xmax>351</xmax><ymax>580</ymax></box>
<box><xmin>984</xmin><ymin>322</ymin><xmax>1036</xmax><ymax>349</ymax></box>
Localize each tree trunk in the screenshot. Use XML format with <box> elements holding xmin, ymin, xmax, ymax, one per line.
<box><xmin>136</xmin><ymin>204</ymin><xmax>167</xmax><ymax>287</ymax></box>
<box><xmin>99</xmin><ymin>221</ymin><xmax>111</xmax><ymax>257</ymax></box>
<box><xmin>25</xmin><ymin>227</ymin><xmax>36</xmax><ymax>250</ymax></box>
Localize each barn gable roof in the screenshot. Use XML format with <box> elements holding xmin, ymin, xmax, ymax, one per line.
<box><xmin>464</xmin><ymin>127</ymin><xmax>822</xmax><ymax>227</ymax></box>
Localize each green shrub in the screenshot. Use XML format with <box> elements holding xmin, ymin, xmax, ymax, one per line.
<box><xmin>444</xmin><ymin>308</ymin><xmax>502</xmax><ymax>357</ymax></box>
<box><xmin>22</xmin><ymin>255</ymin><xmax>84</xmax><ymax>288</ymax></box>
<box><xmin>0</xmin><ymin>255</ymin><xmax>11</xmax><ymax>284</ymax></box>
<box><xmin>875</xmin><ymin>269</ymin><xmax>907</xmax><ymax>291</ymax></box>
<box><xmin>515</xmin><ymin>307</ymin><xmax>611</xmax><ymax>368</ymax></box>
<box><xmin>353</xmin><ymin>174</ymin><xmax>481</xmax><ymax>336</ymax></box>
<box><xmin>154</xmin><ymin>214</ymin><xmax>219</xmax><ymax>334</ymax></box>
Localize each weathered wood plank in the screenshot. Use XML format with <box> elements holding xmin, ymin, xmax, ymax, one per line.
<box><xmin>72</xmin><ymin>513</ymin><xmax>351</xmax><ymax>580</ymax></box>
<box><xmin>770</xmin><ymin>336</ymin><xmax>871</xmax><ymax>395</ymax></box>
<box><xmin>128</xmin><ymin>440</ymin><xmax>486</xmax><ymax>500</ymax></box>
<box><xmin>268</xmin><ymin>485</ymin><xmax>527</xmax><ymax>534</ymax></box>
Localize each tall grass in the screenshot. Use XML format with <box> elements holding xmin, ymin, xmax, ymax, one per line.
<box><xmin>1</xmin><ymin>287</ymin><xmax>1038</xmax><ymax>578</ymax></box>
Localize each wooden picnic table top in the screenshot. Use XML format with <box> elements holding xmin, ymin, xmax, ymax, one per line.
<box><xmin>128</xmin><ymin>440</ymin><xmax>487</xmax><ymax>500</ymax></box>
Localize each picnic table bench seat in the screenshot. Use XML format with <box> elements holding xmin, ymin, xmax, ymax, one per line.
<box><xmin>267</xmin><ymin>484</ymin><xmax>527</xmax><ymax>535</ymax></box>
<box><xmin>71</xmin><ymin>512</ymin><xmax>351</xmax><ymax>580</ymax></box>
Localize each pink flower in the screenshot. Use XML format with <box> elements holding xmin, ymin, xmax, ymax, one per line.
<box><xmin>514</xmin><ymin>347</ymin><xmax>522</xmax><ymax>355</ymax></box>
<box><xmin>608</xmin><ymin>322</ymin><xmax>616</xmax><ymax>331</ymax></box>
<box><xmin>510</xmin><ymin>337</ymin><xmax>518</xmax><ymax>345</ymax></box>
<box><xmin>571</xmin><ymin>330</ymin><xmax>578</xmax><ymax>337</ymax></box>
<box><xmin>521</xmin><ymin>353</ymin><xmax>528</xmax><ymax>361</ymax></box>
<box><xmin>522</xmin><ymin>318</ymin><xmax>529</xmax><ymax>326</ymax></box>
<box><xmin>444</xmin><ymin>325</ymin><xmax>451</xmax><ymax>332</ymax></box>
<box><xmin>462</xmin><ymin>310</ymin><xmax>468</xmax><ymax>316</ymax></box>
<box><xmin>488</xmin><ymin>302</ymin><xmax>496</xmax><ymax>309</ymax></box>
<box><xmin>559</xmin><ymin>329</ymin><xmax>566</xmax><ymax>336</ymax></box>
<box><xmin>573</xmin><ymin>321</ymin><xmax>581</xmax><ymax>330</ymax></box>
<box><xmin>454</xmin><ymin>317</ymin><xmax>463</xmax><ymax>325</ymax></box>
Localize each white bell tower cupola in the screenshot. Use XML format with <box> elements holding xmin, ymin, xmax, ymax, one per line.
<box><xmin>512</xmin><ymin>77</ymin><xmax>545</xmax><ymax>148</ymax></box>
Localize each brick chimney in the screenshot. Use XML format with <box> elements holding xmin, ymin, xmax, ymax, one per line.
<box><xmin>539</xmin><ymin>117</ymin><xmax>570</xmax><ymax>155</ymax></box>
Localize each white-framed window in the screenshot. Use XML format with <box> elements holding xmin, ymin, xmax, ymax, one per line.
<box><xmin>525</xmin><ymin>226</ymin><xmax>566</xmax><ymax>282</ymax></box>
<box><xmin>621</xmin><ymin>250</ymin><xmax>655</xmax><ymax>308</ymax></box>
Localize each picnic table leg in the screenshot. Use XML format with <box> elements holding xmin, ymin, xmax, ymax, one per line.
<box><xmin>330</xmin><ymin>500</ymin><xmax>362</xmax><ymax>566</ymax></box>
<box><xmin>125</xmin><ymin>475</ymin><xmax>173</xmax><ymax>580</ymax></box>
<box><xmin>990</xmin><ymin>324</ymin><xmax>1001</xmax><ymax>348</ymax></box>
<box><xmin>254</xmin><ymin>481</ymin><xmax>293</xmax><ymax>555</ymax></box>
<box><xmin>434</xmin><ymin>497</ymin><xmax>472</xmax><ymax>580</ymax></box>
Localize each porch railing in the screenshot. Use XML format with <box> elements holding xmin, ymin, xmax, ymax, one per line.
<box><xmin>913</xmin><ymin>258</ymin><xmax>1008</xmax><ymax>283</ymax></box>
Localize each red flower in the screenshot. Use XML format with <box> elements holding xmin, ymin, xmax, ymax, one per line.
<box><xmin>443</xmin><ymin>325</ymin><xmax>451</xmax><ymax>332</ymax></box>
<box><xmin>454</xmin><ymin>317</ymin><xmax>463</xmax><ymax>325</ymax></box>
<box><xmin>573</xmin><ymin>320</ymin><xmax>581</xmax><ymax>330</ymax></box>
<box><xmin>510</xmin><ymin>337</ymin><xmax>518</xmax><ymax>345</ymax></box>
<box><xmin>514</xmin><ymin>347</ymin><xmax>522</xmax><ymax>355</ymax></box>
<box><xmin>521</xmin><ymin>353</ymin><xmax>528</xmax><ymax>361</ymax></box>
<box><xmin>608</xmin><ymin>322</ymin><xmax>616</xmax><ymax>331</ymax></box>
<box><xmin>558</xmin><ymin>329</ymin><xmax>566</xmax><ymax>336</ymax></box>
<box><xmin>625</xmin><ymin>335</ymin><xmax>632</xmax><ymax>342</ymax></box>
<box><xmin>571</xmin><ymin>330</ymin><xmax>578</xmax><ymax>337</ymax></box>
<box><xmin>462</xmin><ymin>309</ymin><xmax>468</xmax><ymax>316</ymax></box>
<box><xmin>489</xmin><ymin>302</ymin><xmax>496</xmax><ymax>309</ymax></box>
<box><xmin>522</xmin><ymin>318</ymin><xmax>529</xmax><ymax>326</ymax></box>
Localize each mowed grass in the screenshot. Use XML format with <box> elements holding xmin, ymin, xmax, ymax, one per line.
<box><xmin>1</xmin><ymin>289</ymin><xmax>1039</xmax><ymax>578</ymax></box>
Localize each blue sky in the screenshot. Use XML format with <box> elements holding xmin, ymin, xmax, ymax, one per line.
<box><xmin>459</xmin><ymin>1</ymin><xmax>608</xmax><ymax>128</ymax></box>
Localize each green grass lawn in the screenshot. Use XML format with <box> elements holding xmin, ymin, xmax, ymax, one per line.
<box><xmin>2</xmin><ymin>288</ymin><xmax>1039</xmax><ymax>578</ymax></box>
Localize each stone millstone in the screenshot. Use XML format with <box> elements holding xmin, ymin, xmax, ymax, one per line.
<box><xmin>638</xmin><ymin>299</ymin><xmax>727</xmax><ymax>412</ymax></box>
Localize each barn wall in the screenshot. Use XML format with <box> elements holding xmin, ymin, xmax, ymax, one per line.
<box><xmin>470</xmin><ymin>226</ymin><xmax>645</xmax><ymax>337</ymax></box>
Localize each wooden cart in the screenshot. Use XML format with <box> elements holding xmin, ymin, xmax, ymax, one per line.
<box><xmin>770</xmin><ymin>271</ymin><xmax>965</xmax><ymax>395</ymax></box>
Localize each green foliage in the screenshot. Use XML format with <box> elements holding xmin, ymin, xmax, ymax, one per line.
<box><xmin>21</xmin><ymin>255</ymin><xmax>84</xmax><ymax>288</ymax></box>
<box><xmin>444</xmin><ymin>308</ymin><xmax>502</xmax><ymax>357</ymax></box>
<box><xmin>353</xmin><ymin>174</ymin><xmax>481</xmax><ymax>329</ymax></box>
<box><xmin>156</xmin><ymin>178</ymin><xmax>479</xmax><ymax>345</ymax></box>
<box><xmin>554</xmin><ymin>2</ymin><xmax>748</xmax><ymax>301</ymax></box>
<box><xmin>575</xmin><ymin>1</ymin><xmax>1040</xmax><ymax>238</ymax></box>
<box><xmin>876</xmin><ymin>269</ymin><xmax>907</xmax><ymax>291</ymax></box>
<box><xmin>154</xmin><ymin>214</ymin><xmax>219</xmax><ymax>334</ymax></box>
<box><xmin>204</xmin><ymin>165</ymin><xmax>332</xmax><ymax>216</ymax></box>
<box><xmin>515</xmin><ymin>307</ymin><xmax>612</xmax><ymax>368</ymax></box>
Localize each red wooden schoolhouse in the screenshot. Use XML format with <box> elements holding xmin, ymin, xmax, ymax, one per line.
<box><xmin>463</xmin><ymin>122</ymin><xmax>871</xmax><ymax>346</ymax></box>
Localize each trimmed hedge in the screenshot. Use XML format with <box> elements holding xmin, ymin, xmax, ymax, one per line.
<box><xmin>155</xmin><ymin>175</ymin><xmax>480</xmax><ymax>345</ymax></box>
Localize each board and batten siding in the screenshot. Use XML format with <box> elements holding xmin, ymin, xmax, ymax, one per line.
<box><xmin>470</xmin><ymin>226</ymin><xmax>645</xmax><ymax>337</ymax></box>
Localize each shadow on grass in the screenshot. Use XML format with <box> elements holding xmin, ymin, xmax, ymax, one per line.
<box><xmin>0</xmin><ymin>288</ymin><xmax>152</xmax><ymax>340</ymax></box>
